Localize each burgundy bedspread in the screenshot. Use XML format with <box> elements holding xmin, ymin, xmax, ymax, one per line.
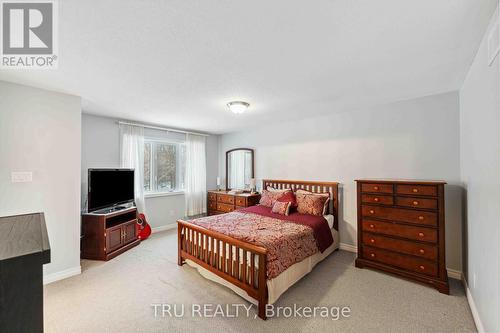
<box><xmin>239</xmin><ymin>205</ymin><xmax>333</xmax><ymax>252</ymax></box>
<box><xmin>188</xmin><ymin>206</ymin><xmax>334</xmax><ymax>279</ymax></box>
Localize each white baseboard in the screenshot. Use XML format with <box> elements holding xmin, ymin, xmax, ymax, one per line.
<box><xmin>339</xmin><ymin>242</ymin><xmax>357</xmax><ymax>253</ymax></box>
<box><xmin>338</xmin><ymin>242</ymin><xmax>463</xmax><ymax>280</ymax></box>
<box><xmin>152</xmin><ymin>223</ymin><xmax>177</xmax><ymax>233</ymax></box>
<box><xmin>446</xmin><ymin>268</ymin><xmax>462</xmax><ymax>280</ymax></box>
<box><xmin>43</xmin><ymin>266</ymin><xmax>81</xmax><ymax>285</ymax></box>
<box><xmin>462</xmin><ymin>276</ymin><xmax>485</xmax><ymax>333</ymax></box>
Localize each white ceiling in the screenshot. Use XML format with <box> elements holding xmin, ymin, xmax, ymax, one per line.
<box><xmin>0</xmin><ymin>0</ymin><xmax>496</xmax><ymax>134</ymax></box>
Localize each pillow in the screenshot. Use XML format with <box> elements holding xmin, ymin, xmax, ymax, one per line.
<box><xmin>259</xmin><ymin>190</ymin><xmax>284</xmax><ymax>207</ymax></box>
<box><xmin>271</xmin><ymin>201</ymin><xmax>292</xmax><ymax>215</ymax></box>
<box><xmin>295</xmin><ymin>189</ymin><xmax>330</xmax><ymax>215</ymax></box>
<box><xmin>295</xmin><ymin>192</ymin><xmax>329</xmax><ymax>216</ymax></box>
<box><xmin>277</xmin><ymin>190</ymin><xmax>297</xmax><ymax>207</ymax></box>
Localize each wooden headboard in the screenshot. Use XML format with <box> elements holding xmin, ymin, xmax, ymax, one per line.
<box><xmin>262</xmin><ymin>179</ymin><xmax>339</xmax><ymax>230</ymax></box>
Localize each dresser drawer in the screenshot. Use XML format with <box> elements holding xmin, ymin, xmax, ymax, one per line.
<box><xmin>396</xmin><ymin>197</ymin><xmax>437</xmax><ymax>210</ymax></box>
<box><xmin>396</xmin><ymin>184</ymin><xmax>437</xmax><ymax>197</ymax></box>
<box><xmin>208</xmin><ymin>192</ymin><xmax>217</xmax><ymax>202</ymax></box>
<box><xmin>208</xmin><ymin>200</ymin><xmax>217</xmax><ymax>211</ymax></box>
<box><xmin>362</xmin><ymin>246</ymin><xmax>438</xmax><ymax>276</ymax></box>
<box><xmin>362</xmin><ymin>233</ymin><xmax>437</xmax><ymax>261</ymax></box>
<box><xmin>361</xmin><ymin>183</ymin><xmax>393</xmax><ymax>194</ymax></box>
<box><xmin>217</xmin><ymin>194</ymin><xmax>235</xmax><ymax>204</ymax></box>
<box><xmin>361</xmin><ymin>194</ymin><xmax>394</xmax><ymax>205</ymax></box>
<box><xmin>217</xmin><ymin>203</ymin><xmax>234</xmax><ymax>213</ymax></box>
<box><xmin>362</xmin><ymin>220</ymin><xmax>437</xmax><ymax>243</ymax></box>
<box><xmin>235</xmin><ymin>196</ymin><xmax>246</xmax><ymax>206</ymax></box>
<box><xmin>361</xmin><ymin>205</ymin><xmax>437</xmax><ymax>226</ymax></box>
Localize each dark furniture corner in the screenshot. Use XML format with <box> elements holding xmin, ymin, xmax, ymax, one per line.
<box><xmin>81</xmin><ymin>207</ymin><xmax>139</xmax><ymax>261</ymax></box>
<box><xmin>0</xmin><ymin>212</ymin><xmax>51</xmax><ymax>333</ymax></box>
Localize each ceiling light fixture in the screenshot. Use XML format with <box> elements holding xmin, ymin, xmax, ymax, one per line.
<box><xmin>227</xmin><ymin>101</ymin><xmax>249</xmax><ymax>114</ymax></box>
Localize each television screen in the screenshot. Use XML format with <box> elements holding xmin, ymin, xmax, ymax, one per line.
<box><xmin>88</xmin><ymin>169</ymin><xmax>135</xmax><ymax>212</ymax></box>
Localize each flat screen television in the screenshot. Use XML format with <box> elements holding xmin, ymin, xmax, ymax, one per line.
<box><xmin>88</xmin><ymin>169</ymin><xmax>135</xmax><ymax>212</ymax></box>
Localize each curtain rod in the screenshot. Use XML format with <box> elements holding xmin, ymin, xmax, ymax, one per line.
<box><xmin>117</xmin><ymin>121</ymin><xmax>210</xmax><ymax>137</ymax></box>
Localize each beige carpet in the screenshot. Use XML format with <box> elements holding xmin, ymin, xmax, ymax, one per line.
<box><xmin>44</xmin><ymin>229</ymin><xmax>476</xmax><ymax>333</ymax></box>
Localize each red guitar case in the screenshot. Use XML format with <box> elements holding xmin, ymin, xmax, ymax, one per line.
<box><xmin>136</xmin><ymin>213</ymin><xmax>152</xmax><ymax>240</ymax></box>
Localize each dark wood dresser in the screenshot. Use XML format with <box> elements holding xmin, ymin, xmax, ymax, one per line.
<box><xmin>355</xmin><ymin>179</ymin><xmax>449</xmax><ymax>294</ymax></box>
<box><xmin>0</xmin><ymin>213</ymin><xmax>51</xmax><ymax>333</ymax></box>
<box><xmin>207</xmin><ymin>190</ymin><xmax>261</xmax><ymax>215</ymax></box>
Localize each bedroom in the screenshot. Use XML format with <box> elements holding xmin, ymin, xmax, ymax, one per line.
<box><xmin>0</xmin><ymin>0</ymin><xmax>499</xmax><ymax>332</ymax></box>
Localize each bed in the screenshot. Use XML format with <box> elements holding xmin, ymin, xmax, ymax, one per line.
<box><xmin>177</xmin><ymin>180</ymin><xmax>339</xmax><ymax>320</ymax></box>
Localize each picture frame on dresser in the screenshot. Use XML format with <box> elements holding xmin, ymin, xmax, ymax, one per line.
<box><xmin>355</xmin><ymin>179</ymin><xmax>449</xmax><ymax>294</ymax></box>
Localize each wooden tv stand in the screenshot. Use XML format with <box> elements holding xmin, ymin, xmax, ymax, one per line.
<box><xmin>81</xmin><ymin>207</ymin><xmax>140</xmax><ymax>261</ymax></box>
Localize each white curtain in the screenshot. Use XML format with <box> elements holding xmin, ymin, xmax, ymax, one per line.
<box><xmin>185</xmin><ymin>133</ymin><xmax>206</xmax><ymax>216</ymax></box>
<box><xmin>119</xmin><ymin>124</ymin><xmax>146</xmax><ymax>213</ymax></box>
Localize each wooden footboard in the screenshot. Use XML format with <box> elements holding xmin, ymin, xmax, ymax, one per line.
<box><xmin>177</xmin><ymin>219</ymin><xmax>268</xmax><ymax>319</ymax></box>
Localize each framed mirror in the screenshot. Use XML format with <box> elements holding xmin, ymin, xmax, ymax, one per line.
<box><xmin>226</xmin><ymin>148</ymin><xmax>254</xmax><ymax>190</ymax></box>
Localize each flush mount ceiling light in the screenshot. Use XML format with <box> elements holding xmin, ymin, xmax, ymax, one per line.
<box><xmin>227</xmin><ymin>101</ymin><xmax>250</xmax><ymax>114</ymax></box>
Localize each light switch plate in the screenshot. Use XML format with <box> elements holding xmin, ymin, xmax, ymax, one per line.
<box><xmin>11</xmin><ymin>171</ymin><xmax>33</xmax><ymax>183</ymax></box>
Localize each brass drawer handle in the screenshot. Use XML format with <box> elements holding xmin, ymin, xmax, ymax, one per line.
<box><xmin>419</xmin><ymin>265</ymin><xmax>425</xmax><ymax>270</ymax></box>
<box><xmin>418</xmin><ymin>232</ymin><xmax>425</xmax><ymax>237</ymax></box>
<box><xmin>373</xmin><ymin>186</ymin><xmax>379</xmax><ymax>190</ymax></box>
<box><xmin>370</xmin><ymin>239</ymin><xmax>375</xmax><ymax>243</ymax></box>
<box><xmin>369</xmin><ymin>210</ymin><xmax>375</xmax><ymax>214</ymax></box>
<box><xmin>419</xmin><ymin>249</ymin><xmax>425</xmax><ymax>254</ymax></box>
<box><xmin>412</xmin><ymin>201</ymin><xmax>419</xmax><ymax>206</ymax></box>
<box><xmin>418</xmin><ymin>216</ymin><xmax>424</xmax><ymax>220</ymax></box>
<box><xmin>370</xmin><ymin>253</ymin><xmax>375</xmax><ymax>258</ymax></box>
<box><xmin>373</xmin><ymin>197</ymin><xmax>379</xmax><ymax>202</ymax></box>
<box><xmin>412</xmin><ymin>188</ymin><xmax>419</xmax><ymax>193</ymax></box>
<box><xmin>369</xmin><ymin>224</ymin><xmax>375</xmax><ymax>228</ymax></box>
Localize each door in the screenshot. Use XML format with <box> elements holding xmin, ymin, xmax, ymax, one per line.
<box><xmin>106</xmin><ymin>225</ymin><xmax>123</xmax><ymax>253</ymax></box>
<box><xmin>122</xmin><ymin>220</ymin><xmax>137</xmax><ymax>245</ymax></box>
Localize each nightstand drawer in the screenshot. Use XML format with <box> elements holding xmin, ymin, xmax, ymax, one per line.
<box><xmin>396</xmin><ymin>184</ymin><xmax>437</xmax><ymax>197</ymax></box>
<box><xmin>395</xmin><ymin>197</ymin><xmax>437</xmax><ymax>210</ymax></box>
<box><xmin>361</xmin><ymin>183</ymin><xmax>393</xmax><ymax>194</ymax></box>
<box><xmin>362</xmin><ymin>219</ymin><xmax>437</xmax><ymax>243</ymax></box>
<box><xmin>361</xmin><ymin>205</ymin><xmax>437</xmax><ymax>226</ymax></box>
<box><xmin>217</xmin><ymin>194</ymin><xmax>234</xmax><ymax>204</ymax></box>
<box><xmin>362</xmin><ymin>246</ymin><xmax>438</xmax><ymax>277</ymax></box>
<box><xmin>362</xmin><ymin>233</ymin><xmax>437</xmax><ymax>261</ymax></box>
<box><xmin>217</xmin><ymin>203</ymin><xmax>234</xmax><ymax>213</ymax></box>
<box><xmin>361</xmin><ymin>194</ymin><xmax>394</xmax><ymax>205</ymax></box>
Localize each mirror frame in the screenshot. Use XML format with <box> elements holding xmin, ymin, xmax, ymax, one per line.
<box><xmin>225</xmin><ymin>148</ymin><xmax>255</xmax><ymax>190</ymax></box>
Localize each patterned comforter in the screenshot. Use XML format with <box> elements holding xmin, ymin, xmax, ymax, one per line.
<box><xmin>189</xmin><ymin>206</ymin><xmax>333</xmax><ymax>279</ymax></box>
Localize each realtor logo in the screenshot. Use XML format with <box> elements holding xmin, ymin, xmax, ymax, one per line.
<box><xmin>1</xmin><ymin>0</ymin><xmax>58</xmax><ymax>68</ymax></box>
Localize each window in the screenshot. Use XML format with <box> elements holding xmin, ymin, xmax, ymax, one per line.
<box><xmin>144</xmin><ymin>139</ymin><xmax>186</xmax><ymax>193</ymax></box>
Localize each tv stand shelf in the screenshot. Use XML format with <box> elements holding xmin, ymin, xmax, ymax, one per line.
<box><xmin>81</xmin><ymin>207</ymin><xmax>140</xmax><ymax>261</ymax></box>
